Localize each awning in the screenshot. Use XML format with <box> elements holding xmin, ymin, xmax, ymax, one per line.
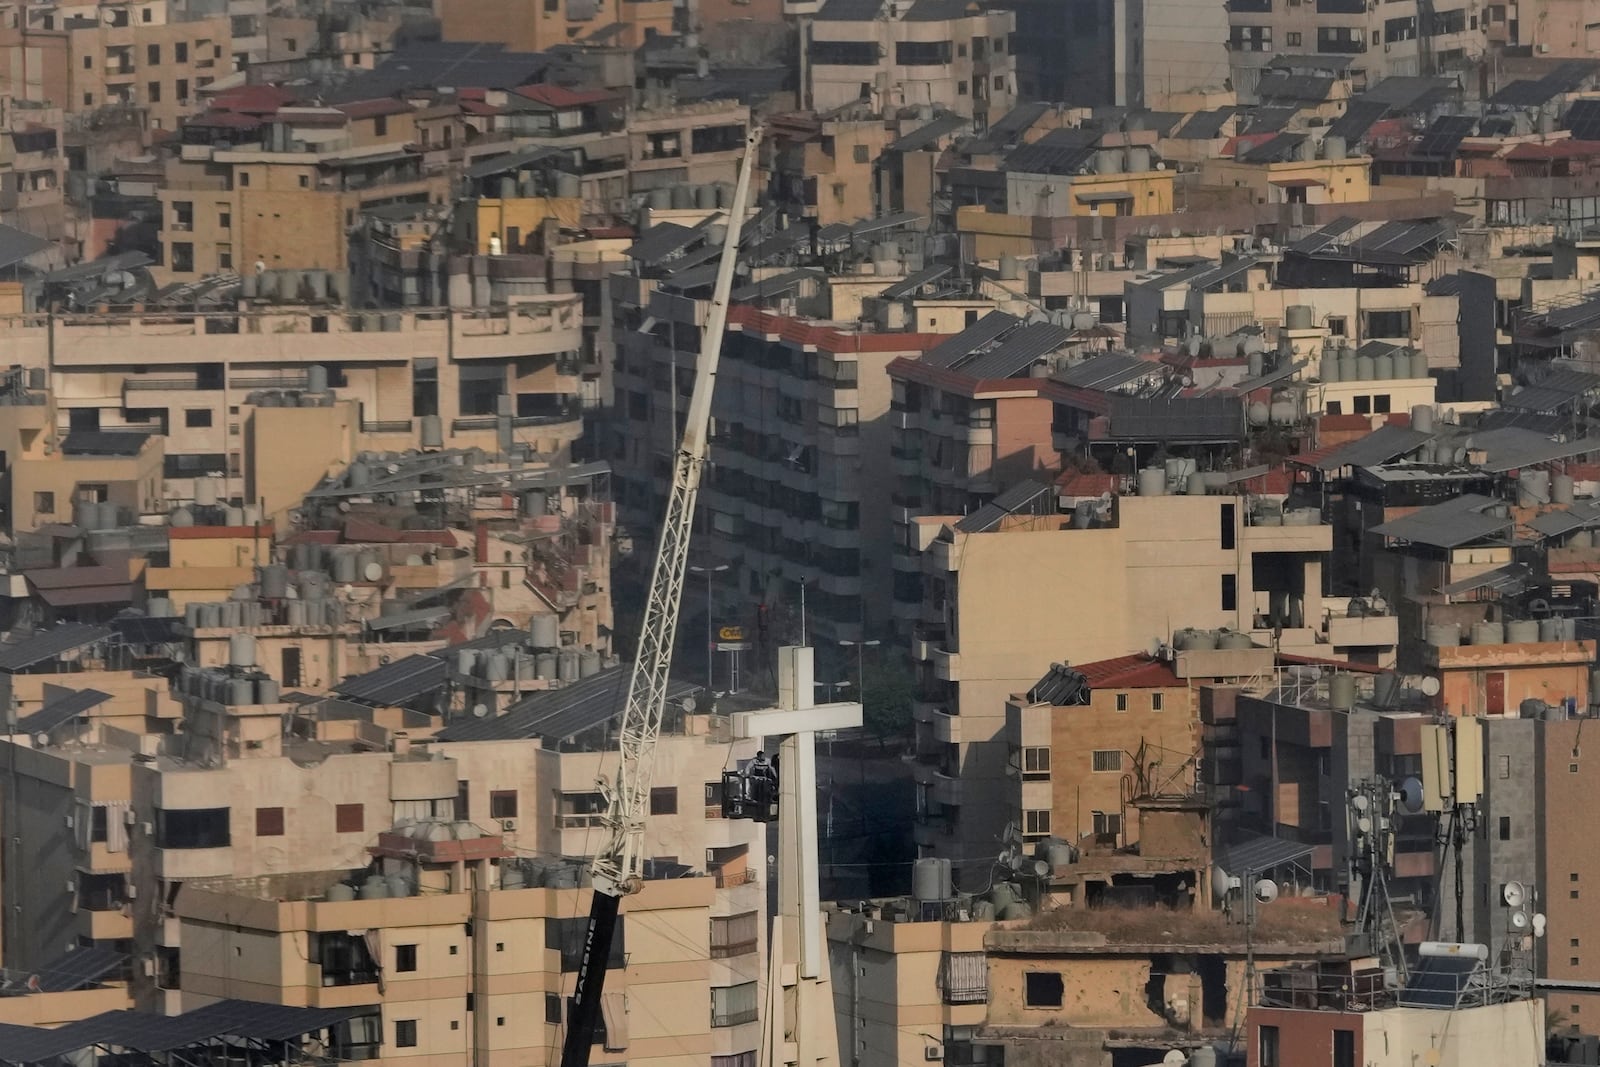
<box><xmin>1269</xmin><ymin>177</ymin><xmax>1325</xmax><ymax>187</ymax></box>
<box><xmin>365</xmin><ymin>606</ymin><xmax>451</xmax><ymax>632</ymax></box>
<box><xmin>1075</xmin><ymin>190</ymin><xmax>1134</xmax><ymax>203</ymax></box>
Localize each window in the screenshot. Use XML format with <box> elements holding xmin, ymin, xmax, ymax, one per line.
<box><xmin>1326</xmin><ymin>400</ymin><xmax>1343</xmax><ymax>416</ymax></box>
<box><xmin>1333</xmin><ymin>1029</ymin><xmax>1354</xmax><ymax>1067</ymax></box>
<box><xmin>395</xmin><ymin>944</ymin><xmax>417</xmax><ymax>972</ymax></box>
<box><xmin>255</xmin><ymin>807</ymin><xmax>284</xmax><ymax>836</ymax></box>
<box><xmin>83</xmin><ymin>54</ymin><xmax>92</xmax><ymax>69</ymax></box>
<box><xmin>895</xmin><ymin>40</ymin><xmax>953</xmax><ymax>65</ymax></box>
<box><xmin>286</xmin><ymin>37</ymin><xmax>297</xmax><ymax>51</ymax></box>
<box><xmin>710</xmin><ymin>911</ymin><xmax>759</xmax><ymax>958</ymax></box>
<box><xmin>1286</xmin><ymin>30</ymin><xmax>1302</xmax><ymax>46</ymax></box>
<box><xmin>853</xmin><ymin>143</ymin><xmax>869</xmax><ymax>163</ymax></box>
<box><xmin>1259</xmin><ymin>1024</ymin><xmax>1280</xmax><ymax>1067</ymax></box>
<box><xmin>1022</xmin><ymin>747</ymin><xmax>1050</xmax><ymax>780</ymax></box>
<box><xmin>705</xmin><ymin>781</ymin><xmax>724</xmax><ymax>809</ymax></box>
<box><xmin>1374</xmin><ymin>394</ymin><xmax>1392</xmax><ymax>414</ymax></box>
<box><xmin>1499</xmin><ymin>816</ymin><xmax>1511</xmax><ymax>841</ymax></box>
<box><xmin>1115</xmin><ymin>693</ymin><xmax>1128</xmax><ymax>712</ymax></box>
<box><xmin>219</xmin><ymin>211</ymin><xmax>231</xmax><ymax>229</ymax></box>
<box><xmin>649</xmin><ymin>787</ymin><xmax>678</xmax><ymax>815</ymax></box>
<box><xmin>374</xmin><ymin>115</ymin><xmax>388</xmax><ymax>137</ymax></box>
<box><xmin>171</xmin><ymin>242</ymin><xmax>194</xmax><ymax>273</ymax></box>
<box><xmin>490</xmin><ymin>790</ymin><xmax>518</xmax><ymax>819</ymax></box>
<box><xmin>1151</xmin><ymin>693</ymin><xmax>1164</xmax><ymax>711</ymax></box>
<box><xmin>175</xmin><ymin>42</ymin><xmax>188</xmax><ymax>62</ymax></box>
<box><xmin>712</xmin><ymin>982</ymin><xmax>759</xmax><ymax>1027</ymax></box>
<box><xmin>714</xmin><ymin>1054</ymin><xmax>758</xmax><ymax>1067</ymax></box>
<box><xmin>218</xmin><ymin>246</ymin><xmax>232</xmax><ymax>271</ymax></box>
<box><xmin>1093</xmin><ymin>750</ymin><xmax>1123</xmax><ymax>772</ymax></box>
<box><xmin>1221</xmin><ymin>503</ymin><xmax>1236</xmax><ymax>549</ymax></box>
<box><xmin>33</xmin><ymin>491</ymin><xmax>54</xmax><ymax>515</ymax></box>
<box><xmin>1093</xmin><ymin>811</ymin><xmax>1122</xmax><ymax>838</ymax></box>
<box><xmin>147</xmin><ymin>43</ymin><xmax>161</xmax><ymax>64</ymax></box>
<box><xmin>394</xmin><ymin>1020</ymin><xmax>418</xmax><ymax>1048</ymax></box>
<box><xmin>155</xmin><ymin>807</ymin><xmax>230</xmax><ymax>849</ymax></box>
<box><xmin>1023</xmin><ymin>809</ymin><xmax>1051</xmax><ymax>835</ymax></box>
<box><xmin>184</xmin><ymin>408</ymin><xmax>213</xmax><ymax>428</ymax></box>
<box><xmin>1353</xmin><ymin>395</ymin><xmax>1372</xmax><ymax>415</ymax></box>
<box><xmin>176</xmin><ymin>77</ymin><xmax>188</xmax><ymax>100</ymax></box>
<box><xmin>1222</xmin><ymin>573</ymin><xmax>1237</xmax><ymax>612</ymax></box>
<box><xmin>336</xmin><ymin>804</ymin><xmax>364</xmax><ymax>833</ymax></box>
<box><xmin>1498</xmin><ymin>754</ymin><xmax>1511</xmax><ymax>778</ymax></box>
<box><xmin>1024</xmin><ymin>971</ymin><xmax>1064</xmax><ymax>1007</ymax></box>
<box><xmin>547</xmin><ymin>916</ymin><xmax>626</xmax><ymax>971</ymax></box>
<box><xmin>90</xmin><ymin>806</ymin><xmax>108</xmax><ymax>843</ymax></box>
<box><xmin>298</xmin><ymin>174</ymin><xmax>309</xmax><ymax>188</ymax></box>
<box><xmin>238</xmin><ymin>169</ymin><xmax>248</xmax><ymax>186</ymax></box>
<box><xmin>147</xmin><ymin>80</ymin><xmax>161</xmax><ymax>102</ymax></box>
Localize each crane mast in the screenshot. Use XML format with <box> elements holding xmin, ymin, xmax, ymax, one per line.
<box><xmin>559</xmin><ymin>124</ymin><xmax>765</xmax><ymax>1067</ymax></box>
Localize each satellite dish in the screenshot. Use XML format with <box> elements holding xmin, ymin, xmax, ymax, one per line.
<box><xmin>1511</xmin><ymin>910</ymin><xmax>1530</xmax><ymax>930</ymax></box>
<box><xmin>1533</xmin><ymin>913</ymin><xmax>1548</xmax><ymax>938</ymax></box>
<box><xmin>1504</xmin><ymin>881</ymin><xmax>1527</xmax><ymax>908</ymax></box>
<box><xmin>1211</xmin><ymin>864</ymin><xmax>1240</xmax><ymax>905</ymax></box>
<box><xmin>1418</xmin><ymin>676</ymin><xmax>1441</xmax><ymax>697</ymax></box>
<box><xmin>1255</xmin><ymin>878</ymin><xmax>1279</xmax><ymax>904</ymax></box>
<box><xmin>1033</xmin><ymin>860</ymin><xmax>1050</xmax><ymax>878</ymax></box>
<box><xmin>1162</xmin><ymin>1052</ymin><xmax>1187</xmax><ymax>1067</ymax></box>
<box><xmin>471</xmin><ymin>703</ymin><xmax>489</xmax><ymax>718</ymax></box>
<box><xmin>1398</xmin><ymin>777</ymin><xmax>1425</xmax><ymax>813</ymax></box>
<box><xmin>680</xmin><ymin>696</ymin><xmax>697</xmax><ymax>714</ymax></box>
<box><xmin>1356</xmin><ymin>815</ymin><xmax>1372</xmax><ymax>835</ymax></box>
<box><xmin>1351</xmin><ymin>794</ymin><xmax>1369</xmax><ymax>813</ymax></box>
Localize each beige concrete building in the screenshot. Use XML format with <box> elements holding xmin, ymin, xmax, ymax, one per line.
<box><xmin>909</xmin><ymin>491</ymin><xmax>1334</xmax><ymax>883</ymax></box>
<box><xmin>0</xmin><ymin>295</ymin><xmax>584</xmax><ymax>510</ymax></box>
<box><xmin>805</xmin><ymin>0</ymin><xmax>1016</xmax><ymax>127</ymax></box>
<box><xmin>67</xmin><ymin>8</ymin><xmax>230</xmax><ymax>129</ymax></box>
<box><xmin>0</xmin><ymin>662</ymin><xmax>764</xmax><ymax>1067</ymax></box>
<box><xmin>435</xmin><ymin>0</ymin><xmax>672</xmax><ymax>53</ymax></box>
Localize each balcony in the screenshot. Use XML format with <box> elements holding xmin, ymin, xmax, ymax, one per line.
<box><xmin>1324</xmin><ymin>613</ymin><xmax>1399</xmax><ymax>650</ymax></box>
<box><xmin>713</xmin><ymin>866</ymin><xmax>756</xmax><ymax>889</ymax></box>
<box><xmin>933</xmin><ymin>645</ymin><xmax>961</xmax><ymax>682</ymax></box>
<box><xmin>933</xmin><ymin>706</ymin><xmax>962</xmax><ymax>744</ymax></box>
<box><xmin>360</xmin><ymin>419</ymin><xmax>414</xmax><ymax>434</ymax></box>
<box><xmin>452</xmin><ymin>403</ymin><xmax>582</xmax><ymax>432</ymax></box>
<box><xmin>928</xmin><ymin>538</ymin><xmax>962</xmax><ymax>572</ymax></box>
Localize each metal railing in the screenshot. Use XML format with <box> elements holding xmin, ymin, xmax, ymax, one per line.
<box><xmin>360</xmin><ymin>419</ymin><xmax>412</xmax><ymax>434</ymax></box>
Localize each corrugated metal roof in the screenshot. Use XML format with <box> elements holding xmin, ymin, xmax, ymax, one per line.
<box><xmin>364</xmin><ymin>606</ymin><xmax>451</xmax><ymax>633</ymax></box>
<box><xmin>1287</xmin><ymin>216</ymin><xmax>1359</xmax><ymax>255</ymax></box>
<box><xmin>1467</xmin><ymin>426</ymin><xmax>1600</xmax><ymax>472</ymax></box>
<box><xmin>1503</xmin><ymin>366</ymin><xmax>1600</xmax><ymax>412</ymax></box>
<box><xmin>334</xmin><ymin>654</ymin><xmax>447</xmax><ymax>705</ymax></box>
<box><xmin>1307</xmin><ymin>425</ymin><xmax>1429</xmax><ymax>470</ymax></box>
<box><xmin>1025</xmin><ymin>663</ymin><xmax>1092</xmax><ymax>705</ymax></box>
<box><xmin>888</xmin><ymin>112</ymin><xmax>966</xmax><ymax>151</ymax></box>
<box><xmin>1174</xmin><ymin>108</ymin><xmax>1236</xmax><ymax>140</ymax></box>
<box><xmin>1108</xmin><ymin>395</ymin><xmax>1243</xmax><ymax>442</ymax></box>
<box><xmin>1439</xmin><ymin>561</ymin><xmax>1531</xmax><ymax>596</ymax></box>
<box><xmin>1326</xmin><ymin>99</ymin><xmax>1389</xmax><ymax>142</ymax></box>
<box><xmin>463</xmin><ymin>146</ymin><xmax>563</xmax><ymax>180</ymax></box>
<box><xmin>1370</xmin><ymin>494</ymin><xmax>1510</xmax><ymax>547</ymax></box>
<box><xmin>0</xmin><ymin>223</ymin><xmax>52</xmax><ymax>271</ymax></box>
<box><xmin>31</xmin><ymin>945</ymin><xmax>125</xmax><ymax>993</ymax></box>
<box><xmin>921</xmin><ymin>311</ymin><xmax>1021</xmax><ymax>369</ymax></box>
<box><xmin>1242</xmin><ymin>132</ymin><xmax>1307</xmax><ymax>163</ymax></box>
<box><xmin>880</xmin><ymin>263</ymin><xmax>952</xmax><ymax>299</ymax></box>
<box><xmin>952</xmin><ymin>479</ymin><xmax>1052</xmax><ymax>533</ymax></box>
<box><xmin>1528</xmin><ymin>501</ymin><xmax>1600</xmax><ymax>537</ymax></box>
<box><xmin>960</xmin><ymin>322</ymin><xmax>1071</xmax><ymax>379</ymax></box>
<box><xmin>1003</xmin><ymin>128</ymin><xmax>1099</xmax><ymax>175</ymax></box>
<box><xmin>1054</xmin><ymin>352</ymin><xmax>1161</xmax><ymax>390</ymax></box>
<box><xmin>626</xmin><ymin>222</ymin><xmax>699</xmax><ymax>265</ymax></box>
<box><xmin>730</xmin><ymin>267</ymin><xmax>823</xmax><ymax>302</ymax></box>
<box><xmin>0</xmin><ymin>625</ymin><xmax>113</xmax><ymax>672</ymax></box>
<box><xmin>436</xmin><ymin>664</ymin><xmax>700</xmax><ymax>742</ymax></box>
<box><xmin>17</xmin><ymin>688</ymin><xmax>111</xmax><ymax>734</ymax></box>
<box><xmin>1218</xmin><ymin>833</ymin><xmax>1314</xmax><ymax>874</ymax></box>
<box><xmin>1234</xmin><ymin>359</ymin><xmax>1309</xmax><ymax>393</ymax></box>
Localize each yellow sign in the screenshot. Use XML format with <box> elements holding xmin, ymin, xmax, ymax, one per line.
<box><xmin>718</xmin><ymin>625</ymin><xmax>746</xmax><ymax>642</ymax></box>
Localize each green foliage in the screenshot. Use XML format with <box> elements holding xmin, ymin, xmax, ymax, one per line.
<box><xmin>860</xmin><ymin>657</ymin><xmax>915</xmax><ymax>743</ymax></box>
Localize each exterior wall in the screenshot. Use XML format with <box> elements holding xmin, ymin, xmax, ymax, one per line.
<box><xmin>1539</xmin><ymin>718</ymin><xmax>1600</xmax><ymax>1022</ymax></box>
<box><xmin>1199</xmin><ymin>157</ymin><xmax>1373</xmax><ymax>206</ymax></box>
<box><xmin>245</xmin><ymin>403</ymin><xmax>358</xmax><ymax>523</ymax></box>
<box><xmin>1005</xmin><ymin>169</ymin><xmax>1175</xmax><ymax>218</ymax></box>
<box><xmin>11</xmin><ymin>442</ymin><xmax>165</xmax><ymax>532</ymax></box>
<box><xmin>807</xmin><ymin>8</ymin><xmax>1016</xmax><ymax>124</ymax></box>
<box><xmin>1428</xmin><ymin>640</ymin><xmax>1595</xmax><ymax>717</ymax></box>
<box><xmin>68</xmin><ymin>15</ymin><xmax>230</xmax><ymax>129</ymax></box>
<box><xmin>434</xmin><ymin>0</ymin><xmax>671</xmax><ymax>52</ymax></box>
<box><xmin>1038</xmin><ymin>685</ymin><xmax>1197</xmax><ymax>845</ymax></box>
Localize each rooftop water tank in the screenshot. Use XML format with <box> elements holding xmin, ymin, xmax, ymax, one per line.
<box><xmin>1330</xmin><ymin>673</ymin><xmax>1356</xmax><ymax>711</ymax></box>
<box><xmin>1506</xmin><ymin>619</ymin><xmax>1540</xmax><ymax>644</ymax></box>
<box><xmin>1472</xmin><ymin>621</ymin><xmax>1505</xmax><ymax>646</ymax></box>
<box><xmin>530</xmin><ymin>614</ymin><xmax>559</xmax><ymax>649</ymax></box>
<box><xmin>1137</xmin><ymin>468</ymin><xmax>1166</xmax><ymax>496</ymax></box>
<box><xmin>1285</xmin><ymin>305</ymin><xmax>1314</xmax><ymax>331</ymax></box>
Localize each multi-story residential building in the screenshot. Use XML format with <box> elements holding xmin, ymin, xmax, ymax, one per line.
<box><xmin>767</xmin><ymin>111</ymin><xmax>898</xmax><ymax>227</ymax></box>
<box><xmin>1005</xmin><ymin>0</ymin><xmax>1229</xmax><ymax>107</ymax></box>
<box><xmin>805</xmin><ymin>0</ymin><xmax>1016</xmax><ymax>127</ymax></box>
<box><xmin>1224</xmin><ymin>0</ymin><xmax>1485</xmax><ymax>98</ymax></box>
<box><xmin>0</xmin><ymin>659</ymin><xmax>763</xmax><ymax>1062</ymax></box>
<box><xmin>908</xmin><ymin>483</ymin><xmax>1337</xmax><ymax>882</ymax></box>
<box><xmin>434</xmin><ymin>0</ymin><xmax>673</xmax><ymax>53</ymax></box>
<box><xmin>68</xmin><ymin>9</ymin><xmax>231</xmax><ymax>130</ymax></box>
<box><xmin>0</xmin><ymin>282</ymin><xmax>584</xmax><ymax>511</ymax></box>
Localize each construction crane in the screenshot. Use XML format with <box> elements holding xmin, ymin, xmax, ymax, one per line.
<box><xmin>559</xmin><ymin>123</ymin><xmax>765</xmax><ymax>1067</ymax></box>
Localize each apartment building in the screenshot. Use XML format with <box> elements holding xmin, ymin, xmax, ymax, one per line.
<box><xmin>805</xmin><ymin>0</ymin><xmax>1016</xmax><ymax>126</ymax></box>
<box><xmin>435</xmin><ymin>0</ymin><xmax>672</xmax><ymax>53</ymax></box>
<box><xmin>1006</xmin><ymin>0</ymin><xmax>1228</xmax><ymax>107</ymax></box>
<box><xmin>68</xmin><ymin>7</ymin><xmax>231</xmax><ymax>129</ymax></box>
<box><xmin>1224</xmin><ymin>0</ymin><xmax>1485</xmax><ymax>98</ymax></box>
<box><xmin>626</xmin><ymin>100</ymin><xmax>751</xmax><ymax>194</ymax></box>
<box><xmin>908</xmin><ymin>485</ymin><xmax>1334</xmax><ymax>881</ymax></box>
<box><xmin>1</xmin><ymin>661</ymin><xmax>763</xmax><ymax>1059</ymax></box>
<box><xmin>768</xmin><ymin>112</ymin><xmax>898</xmax><ymax>227</ymax></box>
<box><xmin>0</xmin><ymin>288</ymin><xmax>584</xmax><ymax>510</ymax></box>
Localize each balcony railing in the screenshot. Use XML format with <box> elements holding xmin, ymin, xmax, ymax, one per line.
<box><xmin>125</xmin><ymin>377</ymin><xmax>202</xmax><ymax>391</ymax></box>
<box><xmin>360</xmin><ymin>419</ymin><xmax>413</xmax><ymax>434</ymax></box>
<box><xmin>714</xmin><ymin>866</ymin><xmax>755</xmax><ymax>889</ymax></box>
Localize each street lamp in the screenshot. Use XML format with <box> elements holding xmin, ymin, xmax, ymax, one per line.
<box><xmin>689</xmin><ymin>563</ymin><xmax>730</xmax><ymax>689</ymax></box>
<box><xmin>838</xmin><ymin>638</ymin><xmax>881</xmax><ymax>689</ymax></box>
<box><xmin>815</xmin><ymin>678</ymin><xmax>852</xmax><ymax>702</ymax></box>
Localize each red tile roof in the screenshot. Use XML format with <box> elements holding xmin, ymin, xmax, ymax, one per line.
<box><xmin>207</xmin><ymin>84</ymin><xmax>299</xmax><ymax>116</ymax></box>
<box><xmin>1074</xmin><ymin>654</ymin><xmax>1183</xmax><ymax>689</ymax></box>
<box><xmin>511</xmin><ymin>83</ymin><xmax>617</xmax><ymax>108</ymax></box>
<box><xmin>1055</xmin><ymin>470</ymin><xmax>1117</xmax><ymax>496</ymax></box>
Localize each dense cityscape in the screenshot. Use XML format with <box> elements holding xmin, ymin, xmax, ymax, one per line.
<box><xmin>0</xmin><ymin>0</ymin><xmax>1587</xmax><ymax>1065</ymax></box>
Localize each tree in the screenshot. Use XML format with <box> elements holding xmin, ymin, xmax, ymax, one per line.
<box><xmin>860</xmin><ymin>657</ymin><xmax>915</xmax><ymax>746</ymax></box>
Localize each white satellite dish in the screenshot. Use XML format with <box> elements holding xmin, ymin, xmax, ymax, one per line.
<box><xmin>1398</xmin><ymin>777</ymin><xmax>1425</xmax><ymax>813</ymax></box>
<box><xmin>1162</xmin><ymin>1051</ymin><xmax>1187</xmax><ymax>1067</ymax></box>
<box><xmin>1512</xmin><ymin>910</ymin><xmax>1530</xmax><ymax>930</ymax></box>
<box><xmin>1351</xmin><ymin>794</ymin><xmax>1369</xmax><ymax>813</ymax></box>
<box><xmin>1504</xmin><ymin>881</ymin><xmax>1527</xmax><ymax>908</ymax></box>
<box><xmin>1418</xmin><ymin>676</ymin><xmax>1441</xmax><ymax>697</ymax></box>
<box><xmin>1255</xmin><ymin>878</ymin><xmax>1279</xmax><ymax>904</ymax></box>
<box><xmin>471</xmin><ymin>703</ymin><xmax>489</xmax><ymax>718</ymax></box>
<box><xmin>1356</xmin><ymin>815</ymin><xmax>1372</xmax><ymax>835</ymax></box>
<box><xmin>1211</xmin><ymin>864</ymin><xmax>1240</xmax><ymax>905</ymax></box>
<box><xmin>1533</xmin><ymin>913</ymin><xmax>1548</xmax><ymax>938</ymax></box>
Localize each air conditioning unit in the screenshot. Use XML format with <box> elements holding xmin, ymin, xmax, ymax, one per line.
<box><xmin>500</xmin><ymin>818</ymin><xmax>518</xmax><ymax>832</ymax></box>
<box><xmin>924</xmin><ymin>1045</ymin><xmax>944</xmax><ymax>1060</ymax></box>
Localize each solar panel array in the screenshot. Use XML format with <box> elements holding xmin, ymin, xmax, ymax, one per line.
<box><xmin>31</xmin><ymin>945</ymin><xmax>124</xmax><ymax>993</ymax></box>
<box><xmin>1397</xmin><ymin>955</ymin><xmax>1479</xmax><ymax>1009</ymax></box>
<box><xmin>17</xmin><ymin>689</ymin><xmax>110</xmax><ymax>735</ymax></box>
<box><xmin>1567</xmin><ymin>99</ymin><xmax>1600</xmax><ymax>140</ymax></box>
<box><xmin>1415</xmin><ymin>115</ymin><xmax>1476</xmax><ymax>158</ymax></box>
